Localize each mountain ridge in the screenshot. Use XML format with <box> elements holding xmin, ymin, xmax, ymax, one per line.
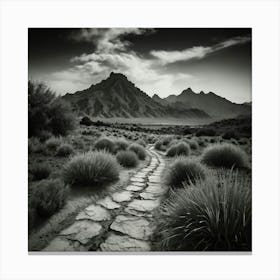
<box><xmin>62</xmin><ymin>72</ymin><xmax>210</xmax><ymax>119</ymax></box>
<box><xmin>152</xmin><ymin>87</ymin><xmax>251</xmax><ymax>118</ymax></box>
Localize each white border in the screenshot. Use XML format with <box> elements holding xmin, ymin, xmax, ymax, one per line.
<box><xmin>1</xmin><ymin>0</ymin><xmax>280</xmax><ymax>279</ymax></box>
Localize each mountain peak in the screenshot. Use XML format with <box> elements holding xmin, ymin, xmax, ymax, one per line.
<box><xmin>182</xmin><ymin>87</ymin><xmax>195</xmax><ymax>95</ymax></box>
<box><xmin>109</xmin><ymin>72</ymin><xmax>128</xmax><ymax>80</ymax></box>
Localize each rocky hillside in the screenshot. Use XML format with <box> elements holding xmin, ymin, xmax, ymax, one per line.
<box><xmin>152</xmin><ymin>88</ymin><xmax>251</xmax><ymax>118</ymax></box>
<box><xmin>62</xmin><ymin>72</ymin><xmax>210</xmax><ymax>119</ymax></box>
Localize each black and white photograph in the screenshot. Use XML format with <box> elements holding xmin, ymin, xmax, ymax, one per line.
<box><xmin>28</xmin><ymin>28</ymin><xmax>252</xmax><ymax>252</ymax></box>
<box><xmin>1</xmin><ymin>0</ymin><xmax>280</xmax><ymax>279</ymax></box>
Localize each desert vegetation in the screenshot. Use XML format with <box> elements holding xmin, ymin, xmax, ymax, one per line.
<box><xmin>28</xmin><ymin>85</ymin><xmax>251</xmax><ymax>252</ymax></box>
<box><xmin>154</xmin><ymin>170</ymin><xmax>251</xmax><ymax>251</ymax></box>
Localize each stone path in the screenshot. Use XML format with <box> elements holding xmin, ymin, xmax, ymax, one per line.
<box><xmin>43</xmin><ymin>146</ymin><xmax>166</xmax><ymax>252</ymax></box>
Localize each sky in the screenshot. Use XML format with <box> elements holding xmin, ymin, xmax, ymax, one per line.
<box><xmin>28</xmin><ymin>28</ymin><xmax>251</xmax><ymax>103</ymax></box>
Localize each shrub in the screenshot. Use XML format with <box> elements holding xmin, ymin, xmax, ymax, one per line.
<box><xmin>188</xmin><ymin>140</ymin><xmax>199</xmax><ymax>150</ymax></box>
<box><xmin>31</xmin><ymin>179</ymin><xmax>69</xmax><ymax>218</ymax></box>
<box><xmin>37</xmin><ymin>130</ymin><xmax>53</xmax><ymax>142</ymax></box>
<box><xmin>163</xmin><ymin>157</ymin><xmax>206</xmax><ymax>188</ymax></box>
<box><xmin>222</xmin><ymin>130</ymin><xmax>240</xmax><ymax>140</ymax></box>
<box><xmin>201</xmin><ymin>143</ymin><xmax>248</xmax><ymax>169</ymax></box>
<box><xmin>47</xmin><ymin>99</ymin><xmax>76</xmax><ymax>136</ymax></box>
<box><xmin>80</xmin><ymin>116</ymin><xmax>93</xmax><ymax>126</ymax></box>
<box><xmin>95</xmin><ymin>137</ymin><xmax>115</xmax><ymax>153</ymax></box>
<box><xmin>28</xmin><ymin>81</ymin><xmax>55</xmax><ymax>137</ymax></box>
<box><xmin>46</xmin><ymin>137</ymin><xmax>62</xmax><ymax>151</ymax></box>
<box><xmin>154</xmin><ymin>140</ymin><xmax>162</xmax><ymax>150</ymax></box>
<box><xmin>166</xmin><ymin>142</ymin><xmax>190</xmax><ymax>157</ymax></box>
<box><xmin>155</xmin><ymin>171</ymin><xmax>251</xmax><ymax>251</ymax></box>
<box><xmin>114</xmin><ymin>139</ymin><xmax>129</xmax><ymax>152</ymax></box>
<box><xmin>128</xmin><ymin>143</ymin><xmax>146</xmax><ymax>160</ymax></box>
<box><xmin>56</xmin><ymin>143</ymin><xmax>74</xmax><ymax>157</ymax></box>
<box><xmin>28</xmin><ymin>137</ymin><xmax>43</xmax><ymax>153</ymax></box>
<box><xmin>162</xmin><ymin>136</ymin><xmax>173</xmax><ymax>146</ymax></box>
<box><xmin>116</xmin><ymin>150</ymin><xmax>139</xmax><ymax>168</ymax></box>
<box><xmin>136</xmin><ymin>139</ymin><xmax>146</xmax><ymax>147</ymax></box>
<box><xmin>28</xmin><ymin>81</ymin><xmax>75</xmax><ymax>137</ymax></box>
<box><xmin>196</xmin><ymin>128</ymin><xmax>216</xmax><ymax>137</ymax></box>
<box><xmin>30</xmin><ymin>163</ymin><xmax>51</xmax><ymax>181</ymax></box>
<box><xmin>63</xmin><ymin>151</ymin><xmax>120</xmax><ymax>187</ymax></box>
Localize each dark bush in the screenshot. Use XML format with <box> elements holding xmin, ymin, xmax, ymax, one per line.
<box><xmin>154</xmin><ymin>140</ymin><xmax>162</xmax><ymax>150</ymax></box>
<box><xmin>222</xmin><ymin>130</ymin><xmax>240</xmax><ymax>140</ymax></box>
<box><xmin>155</xmin><ymin>171</ymin><xmax>251</xmax><ymax>251</ymax></box>
<box><xmin>116</xmin><ymin>150</ymin><xmax>139</xmax><ymax>168</ymax></box>
<box><xmin>95</xmin><ymin>137</ymin><xmax>115</xmax><ymax>153</ymax></box>
<box><xmin>163</xmin><ymin>157</ymin><xmax>206</xmax><ymax>188</ymax></box>
<box><xmin>80</xmin><ymin>116</ymin><xmax>93</xmax><ymax>126</ymax></box>
<box><xmin>47</xmin><ymin>99</ymin><xmax>76</xmax><ymax>136</ymax></box>
<box><xmin>46</xmin><ymin>137</ymin><xmax>62</xmax><ymax>151</ymax></box>
<box><xmin>63</xmin><ymin>151</ymin><xmax>120</xmax><ymax>187</ymax></box>
<box><xmin>30</xmin><ymin>163</ymin><xmax>51</xmax><ymax>181</ymax></box>
<box><xmin>56</xmin><ymin>143</ymin><xmax>74</xmax><ymax>157</ymax></box>
<box><xmin>28</xmin><ymin>81</ymin><xmax>76</xmax><ymax>137</ymax></box>
<box><xmin>201</xmin><ymin>143</ymin><xmax>249</xmax><ymax>169</ymax></box>
<box><xmin>166</xmin><ymin>142</ymin><xmax>190</xmax><ymax>157</ymax></box>
<box><xmin>196</xmin><ymin>128</ymin><xmax>216</xmax><ymax>137</ymax></box>
<box><xmin>128</xmin><ymin>143</ymin><xmax>146</xmax><ymax>160</ymax></box>
<box><xmin>31</xmin><ymin>179</ymin><xmax>69</xmax><ymax>218</ymax></box>
<box><xmin>114</xmin><ymin>139</ymin><xmax>129</xmax><ymax>152</ymax></box>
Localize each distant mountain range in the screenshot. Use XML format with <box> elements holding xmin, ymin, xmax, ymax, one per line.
<box><xmin>62</xmin><ymin>72</ymin><xmax>251</xmax><ymax>119</ymax></box>
<box><xmin>152</xmin><ymin>88</ymin><xmax>251</xmax><ymax>118</ymax></box>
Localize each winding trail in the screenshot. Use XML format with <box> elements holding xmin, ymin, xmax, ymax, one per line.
<box><xmin>43</xmin><ymin>146</ymin><xmax>166</xmax><ymax>252</ymax></box>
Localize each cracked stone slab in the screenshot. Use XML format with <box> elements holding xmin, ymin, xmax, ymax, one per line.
<box><xmin>148</xmin><ymin>176</ymin><xmax>161</xmax><ymax>183</ymax></box>
<box><xmin>126</xmin><ymin>185</ymin><xmax>143</xmax><ymax>192</ymax></box>
<box><xmin>110</xmin><ymin>215</ymin><xmax>152</xmax><ymax>240</ymax></box>
<box><xmin>145</xmin><ymin>183</ymin><xmax>166</xmax><ymax>195</ymax></box>
<box><xmin>60</xmin><ymin>220</ymin><xmax>102</xmax><ymax>245</ymax></box>
<box><xmin>124</xmin><ymin>207</ymin><xmax>153</xmax><ymax>218</ymax></box>
<box><xmin>111</xmin><ymin>191</ymin><xmax>133</xmax><ymax>203</ymax></box>
<box><xmin>43</xmin><ymin>237</ymin><xmax>78</xmax><ymax>252</ymax></box>
<box><xmin>76</xmin><ymin>204</ymin><xmax>110</xmax><ymax>222</ymax></box>
<box><xmin>132</xmin><ymin>172</ymin><xmax>146</xmax><ymax>178</ymax></box>
<box><xmin>126</xmin><ymin>199</ymin><xmax>160</xmax><ymax>212</ymax></box>
<box><xmin>139</xmin><ymin>192</ymin><xmax>158</xmax><ymax>200</ymax></box>
<box><xmin>132</xmin><ymin>181</ymin><xmax>146</xmax><ymax>187</ymax></box>
<box><xmin>100</xmin><ymin>233</ymin><xmax>150</xmax><ymax>252</ymax></box>
<box><xmin>130</xmin><ymin>177</ymin><xmax>146</xmax><ymax>183</ymax></box>
<box><xmin>96</xmin><ymin>196</ymin><xmax>121</xmax><ymax>209</ymax></box>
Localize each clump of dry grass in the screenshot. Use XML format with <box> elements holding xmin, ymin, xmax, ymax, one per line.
<box><xmin>95</xmin><ymin>137</ymin><xmax>116</xmax><ymax>154</ymax></box>
<box><xmin>63</xmin><ymin>150</ymin><xmax>120</xmax><ymax>187</ymax></box>
<box><xmin>163</xmin><ymin>157</ymin><xmax>206</xmax><ymax>188</ymax></box>
<box><xmin>56</xmin><ymin>143</ymin><xmax>74</xmax><ymax>157</ymax></box>
<box><xmin>166</xmin><ymin>142</ymin><xmax>190</xmax><ymax>157</ymax></box>
<box><xmin>155</xmin><ymin>170</ymin><xmax>251</xmax><ymax>251</ymax></box>
<box><xmin>201</xmin><ymin>143</ymin><xmax>248</xmax><ymax>169</ymax></box>
<box><xmin>128</xmin><ymin>143</ymin><xmax>146</xmax><ymax>160</ymax></box>
<box><xmin>116</xmin><ymin>150</ymin><xmax>139</xmax><ymax>168</ymax></box>
<box><xmin>30</xmin><ymin>178</ymin><xmax>69</xmax><ymax>218</ymax></box>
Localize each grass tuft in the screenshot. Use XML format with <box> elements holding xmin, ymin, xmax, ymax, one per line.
<box><xmin>128</xmin><ymin>143</ymin><xmax>146</xmax><ymax>160</ymax></box>
<box><xmin>201</xmin><ymin>143</ymin><xmax>249</xmax><ymax>169</ymax></box>
<box><xmin>31</xmin><ymin>179</ymin><xmax>69</xmax><ymax>218</ymax></box>
<box><xmin>166</xmin><ymin>142</ymin><xmax>190</xmax><ymax>157</ymax></box>
<box><xmin>116</xmin><ymin>150</ymin><xmax>139</xmax><ymax>168</ymax></box>
<box><xmin>63</xmin><ymin>150</ymin><xmax>120</xmax><ymax>187</ymax></box>
<box><xmin>95</xmin><ymin>137</ymin><xmax>115</xmax><ymax>154</ymax></box>
<box><xmin>155</xmin><ymin>170</ymin><xmax>251</xmax><ymax>251</ymax></box>
<box><xmin>163</xmin><ymin>157</ymin><xmax>206</xmax><ymax>188</ymax></box>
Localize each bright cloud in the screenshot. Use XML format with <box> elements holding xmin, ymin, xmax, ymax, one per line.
<box><xmin>150</xmin><ymin>35</ymin><xmax>251</xmax><ymax>65</ymax></box>
<box><xmin>47</xmin><ymin>30</ymin><xmax>250</xmax><ymax>97</ymax></box>
<box><xmin>71</xmin><ymin>28</ymin><xmax>152</xmax><ymax>52</ymax></box>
